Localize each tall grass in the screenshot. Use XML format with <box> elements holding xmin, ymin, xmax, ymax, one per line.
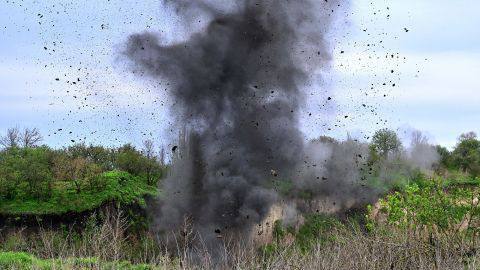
<box><xmin>1</xmin><ymin>209</ymin><xmax>480</xmax><ymax>269</ymax></box>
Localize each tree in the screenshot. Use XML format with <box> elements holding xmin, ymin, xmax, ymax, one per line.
<box><xmin>142</xmin><ymin>139</ymin><xmax>155</xmax><ymax>159</ymax></box>
<box><xmin>0</xmin><ymin>128</ymin><xmax>20</xmax><ymax>149</ymax></box>
<box><xmin>115</xmin><ymin>143</ymin><xmax>163</xmax><ymax>185</ymax></box>
<box><xmin>451</xmin><ymin>132</ymin><xmax>480</xmax><ymax>176</ymax></box>
<box><xmin>20</xmin><ymin>147</ymin><xmax>54</xmax><ymax>200</ymax></box>
<box><xmin>53</xmin><ymin>154</ymin><xmax>88</xmax><ymax>193</ymax></box>
<box><xmin>66</xmin><ymin>143</ymin><xmax>114</xmax><ymax>171</ymax></box>
<box><xmin>408</xmin><ymin>130</ymin><xmax>439</xmax><ymax>171</ymax></box>
<box><xmin>159</xmin><ymin>146</ymin><xmax>165</xmax><ymax>166</ymax></box>
<box><xmin>53</xmin><ymin>153</ymin><xmax>103</xmax><ymax>192</ymax></box>
<box><xmin>436</xmin><ymin>145</ymin><xmax>452</xmax><ymax>170</ymax></box>
<box><xmin>53</xmin><ymin>153</ymin><xmax>74</xmax><ymax>181</ymax></box>
<box><xmin>312</xmin><ymin>135</ymin><xmax>338</xmax><ymax>145</ymax></box>
<box><xmin>370</xmin><ymin>129</ymin><xmax>402</xmax><ymax>158</ymax></box>
<box><xmin>116</xmin><ymin>144</ymin><xmax>144</xmax><ymax>176</ymax></box>
<box><xmin>0</xmin><ymin>148</ymin><xmax>22</xmax><ymax>200</ymax></box>
<box><xmin>410</xmin><ymin>130</ymin><xmax>428</xmax><ymax>146</ymax></box>
<box><xmin>86</xmin><ymin>145</ymin><xmax>114</xmax><ymax>171</ymax></box>
<box><xmin>85</xmin><ymin>162</ymin><xmax>103</xmax><ymax>190</ymax></box>
<box><xmin>71</xmin><ymin>157</ymin><xmax>88</xmax><ymax>194</ymax></box>
<box><xmin>459</xmin><ymin>131</ymin><xmax>477</xmax><ymax>141</ymax></box>
<box><xmin>20</xmin><ymin>128</ymin><xmax>43</xmax><ymax>148</ymax></box>
<box><xmin>143</xmin><ymin>140</ymin><xmax>157</xmax><ymax>185</ymax></box>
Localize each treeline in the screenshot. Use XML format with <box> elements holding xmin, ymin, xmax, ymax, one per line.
<box><xmin>316</xmin><ymin>128</ymin><xmax>480</xmax><ymax>188</ymax></box>
<box><xmin>361</xmin><ymin>128</ymin><xmax>480</xmax><ymax>179</ymax></box>
<box><xmin>1</xmin><ymin>126</ymin><xmax>479</xmax><ymax>202</ymax></box>
<box><xmin>0</xmin><ymin>128</ymin><xmax>165</xmax><ymax>201</ymax></box>
<box><xmin>436</xmin><ymin>131</ymin><xmax>480</xmax><ymax>177</ymax></box>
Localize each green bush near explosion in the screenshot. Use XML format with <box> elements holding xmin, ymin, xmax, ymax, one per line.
<box><xmin>367</xmin><ymin>176</ymin><xmax>480</xmax><ymax>233</ymax></box>
<box><xmin>0</xmin><ymin>171</ymin><xmax>158</xmax><ymax>215</ymax></box>
<box><xmin>295</xmin><ymin>214</ymin><xmax>343</xmax><ymax>253</ymax></box>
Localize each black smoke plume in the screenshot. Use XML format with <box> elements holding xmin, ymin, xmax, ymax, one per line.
<box><xmin>123</xmin><ymin>0</ymin><xmax>349</xmax><ymax>245</ymax></box>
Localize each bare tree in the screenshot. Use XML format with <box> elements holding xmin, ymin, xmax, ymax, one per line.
<box><xmin>459</xmin><ymin>131</ymin><xmax>477</xmax><ymax>142</ymax></box>
<box><xmin>159</xmin><ymin>146</ymin><xmax>165</xmax><ymax>166</ymax></box>
<box><xmin>0</xmin><ymin>127</ymin><xmax>20</xmax><ymax>148</ymax></box>
<box><xmin>410</xmin><ymin>130</ymin><xmax>429</xmax><ymax>147</ymax></box>
<box><xmin>142</xmin><ymin>139</ymin><xmax>155</xmax><ymax>159</ymax></box>
<box><xmin>21</xmin><ymin>128</ymin><xmax>43</xmax><ymax>148</ymax></box>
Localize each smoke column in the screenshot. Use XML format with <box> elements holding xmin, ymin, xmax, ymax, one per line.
<box><xmin>123</xmin><ymin>0</ymin><xmax>349</xmax><ymax>244</ymax></box>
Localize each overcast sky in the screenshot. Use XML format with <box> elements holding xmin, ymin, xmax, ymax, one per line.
<box><xmin>0</xmin><ymin>0</ymin><xmax>479</xmax><ymax>150</ymax></box>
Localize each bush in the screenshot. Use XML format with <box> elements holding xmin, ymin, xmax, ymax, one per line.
<box><xmin>0</xmin><ymin>147</ymin><xmax>55</xmax><ymax>200</ymax></box>
<box><xmin>296</xmin><ymin>214</ymin><xmax>341</xmax><ymax>252</ymax></box>
<box><xmin>0</xmin><ymin>139</ymin><xmax>166</xmax><ymax>205</ymax></box>
<box><xmin>371</xmin><ymin>177</ymin><xmax>476</xmax><ymax>232</ymax></box>
<box><xmin>0</xmin><ymin>171</ymin><xmax>158</xmax><ymax>215</ymax></box>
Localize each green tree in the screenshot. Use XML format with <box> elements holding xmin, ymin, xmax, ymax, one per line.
<box><xmin>66</xmin><ymin>143</ymin><xmax>114</xmax><ymax>171</ymax></box>
<box><xmin>0</xmin><ymin>148</ymin><xmax>22</xmax><ymax>200</ymax></box>
<box><xmin>451</xmin><ymin>132</ymin><xmax>480</xmax><ymax>177</ymax></box>
<box><xmin>85</xmin><ymin>162</ymin><xmax>103</xmax><ymax>190</ymax></box>
<box><xmin>19</xmin><ymin>147</ymin><xmax>54</xmax><ymax>200</ymax></box>
<box><xmin>71</xmin><ymin>157</ymin><xmax>89</xmax><ymax>194</ymax></box>
<box><xmin>115</xmin><ymin>144</ymin><xmax>144</xmax><ymax>176</ymax></box>
<box><xmin>115</xmin><ymin>143</ymin><xmax>163</xmax><ymax>184</ymax></box>
<box><xmin>0</xmin><ymin>152</ymin><xmax>20</xmax><ymax>199</ymax></box>
<box><xmin>435</xmin><ymin>145</ymin><xmax>452</xmax><ymax>170</ymax></box>
<box><xmin>369</xmin><ymin>129</ymin><xmax>402</xmax><ymax>160</ymax></box>
<box><xmin>142</xmin><ymin>140</ymin><xmax>163</xmax><ymax>185</ymax></box>
<box><xmin>53</xmin><ymin>154</ymin><xmax>88</xmax><ymax>194</ymax></box>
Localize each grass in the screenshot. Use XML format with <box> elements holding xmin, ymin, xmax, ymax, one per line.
<box><xmin>1</xmin><ymin>201</ymin><xmax>480</xmax><ymax>270</ymax></box>
<box><xmin>295</xmin><ymin>214</ymin><xmax>342</xmax><ymax>252</ymax></box>
<box><xmin>0</xmin><ymin>251</ymin><xmax>159</xmax><ymax>270</ymax></box>
<box><xmin>0</xmin><ymin>171</ymin><xmax>158</xmax><ymax>215</ymax></box>
<box><xmin>2</xmin><ymin>223</ymin><xmax>480</xmax><ymax>270</ymax></box>
<box><xmin>444</xmin><ymin>175</ymin><xmax>480</xmax><ymax>187</ymax></box>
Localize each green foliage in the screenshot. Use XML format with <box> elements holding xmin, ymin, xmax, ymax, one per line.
<box><xmin>296</xmin><ymin>214</ymin><xmax>341</xmax><ymax>252</ymax></box>
<box><xmin>436</xmin><ymin>145</ymin><xmax>453</xmax><ymax>170</ymax></box>
<box><xmin>370</xmin><ymin>128</ymin><xmax>402</xmax><ymax>159</ymax></box>
<box><xmin>273</xmin><ymin>220</ymin><xmax>286</xmax><ymax>243</ymax></box>
<box><xmin>372</xmin><ymin>178</ymin><xmax>476</xmax><ymax>231</ymax></box>
<box><xmin>0</xmin><ymin>134</ymin><xmax>166</xmax><ymax>212</ymax></box>
<box><xmin>0</xmin><ymin>252</ymin><xmax>159</xmax><ymax>270</ymax></box>
<box><xmin>259</xmin><ymin>243</ymin><xmax>279</xmax><ymax>258</ymax></box>
<box><xmin>0</xmin><ymin>251</ymin><xmax>51</xmax><ymax>270</ymax></box>
<box><xmin>67</xmin><ymin>143</ymin><xmax>115</xmax><ymax>171</ymax></box>
<box><xmin>115</xmin><ymin>144</ymin><xmax>163</xmax><ymax>185</ymax></box>
<box><xmin>366</xmin><ymin>163</ymin><xmax>426</xmax><ymax>195</ymax></box>
<box><xmin>364</xmin><ymin>128</ymin><xmax>421</xmax><ymax>193</ymax></box>
<box><xmin>0</xmin><ymin>147</ymin><xmax>55</xmax><ymax>200</ymax></box>
<box><xmin>0</xmin><ymin>171</ymin><xmax>158</xmax><ymax>215</ymax></box>
<box><xmin>451</xmin><ymin>132</ymin><xmax>480</xmax><ymax>177</ymax></box>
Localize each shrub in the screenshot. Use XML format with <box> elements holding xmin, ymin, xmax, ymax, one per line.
<box><xmin>296</xmin><ymin>214</ymin><xmax>341</xmax><ymax>252</ymax></box>
<box><xmin>372</xmin><ymin>178</ymin><xmax>474</xmax><ymax>232</ymax></box>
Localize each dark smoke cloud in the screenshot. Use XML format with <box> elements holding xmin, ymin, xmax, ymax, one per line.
<box><xmin>123</xmin><ymin>0</ymin><xmax>349</xmax><ymax>245</ymax></box>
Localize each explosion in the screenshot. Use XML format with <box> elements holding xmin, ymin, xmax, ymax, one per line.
<box><xmin>122</xmin><ymin>0</ymin><xmax>372</xmax><ymax>247</ymax></box>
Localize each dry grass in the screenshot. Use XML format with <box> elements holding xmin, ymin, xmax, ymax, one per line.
<box><xmin>2</xmin><ymin>211</ymin><xmax>480</xmax><ymax>269</ymax></box>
